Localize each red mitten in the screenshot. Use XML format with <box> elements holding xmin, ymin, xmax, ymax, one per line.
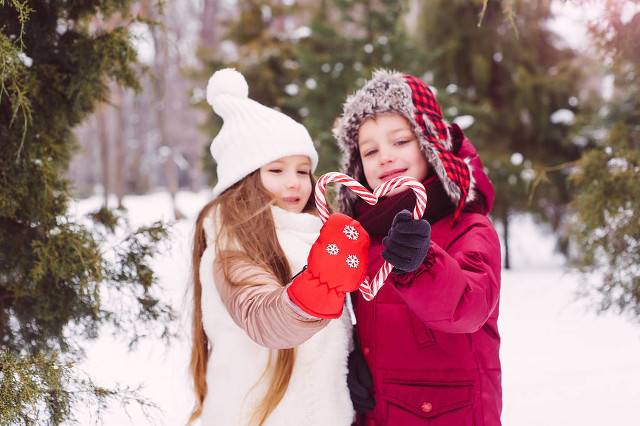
<box><xmin>287</xmin><ymin>213</ymin><xmax>370</xmax><ymax>319</ymax></box>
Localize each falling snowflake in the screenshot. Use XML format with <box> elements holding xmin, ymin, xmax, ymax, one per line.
<box><xmin>343</xmin><ymin>225</ymin><xmax>359</xmax><ymax>240</ymax></box>
<box><xmin>326</xmin><ymin>244</ymin><xmax>339</xmax><ymax>255</ymax></box>
<box><xmin>346</xmin><ymin>255</ymin><xmax>360</xmax><ymax>268</ymax></box>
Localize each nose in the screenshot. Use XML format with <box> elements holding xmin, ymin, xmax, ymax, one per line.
<box><xmin>285</xmin><ymin>172</ymin><xmax>300</xmax><ymax>189</ymax></box>
<box><xmin>377</xmin><ymin>146</ymin><xmax>394</xmax><ymax>165</ymax></box>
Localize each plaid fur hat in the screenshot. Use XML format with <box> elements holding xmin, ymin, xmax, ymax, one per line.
<box><xmin>333</xmin><ymin>69</ymin><xmax>474</xmax><ymax>221</ymax></box>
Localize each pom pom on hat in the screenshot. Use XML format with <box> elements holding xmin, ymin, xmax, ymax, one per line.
<box><xmin>205</xmin><ymin>68</ymin><xmax>319</xmax><ymax>197</ymax></box>
<box><xmin>206</xmin><ymin>68</ymin><xmax>249</xmax><ymax>112</ymax></box>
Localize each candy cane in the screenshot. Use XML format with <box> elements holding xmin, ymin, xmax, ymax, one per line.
<box><xmin>314</xmin><ymin>172</ymin><xmax>427</xmax><ymax>300</ymax></box>
<box><xmin>314</xmin><ymin>172</ymin><xmax>377</xmax><ymax>222</ymax></box>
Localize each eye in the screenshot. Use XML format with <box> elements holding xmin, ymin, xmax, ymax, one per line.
<box><xmin>297</xmin><ymin>169</ymin><xmax>310</xmax><ymax>175</ymax></box>
<box><xmin>268</xmin><ymin>168</ymin><xmax>282</xmax><ymax>173</ymax></box>
<box><xmin>396</xmin><ymin>139</ymin><xmax>411</xmax><ymax>146</ymax></box>
<box><xmin>362</xmin><ymin>148</ymin><xmax>377</xmax><ymax>157</ymax></box>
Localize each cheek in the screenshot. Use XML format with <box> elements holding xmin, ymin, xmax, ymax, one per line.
<box><xmin>415</xmin><ymin>156</ymin><xmax>429</xmax><ymax>181</ymax></box>
<box><xmin>259</xmin><ymin>171</ymin><xmax>278</xmax><ymax>197</ymax></box>
<box><xmin>360</xmin><ymin>157</ymin><xmax>378</xmax><ymax>187</ymax></box>
<box><xmin>301</xmin><ymin>179</ymin><xmax>312</xmax><ymax>197</ymax></box>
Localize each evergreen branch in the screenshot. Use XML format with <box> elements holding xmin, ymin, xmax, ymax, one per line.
<box><xmin>12</xmin><ymin>90</ymin><xmax>31</xmax><ymax>159</ymax></box>
<box><xmin>15</xmin><ymin>362</ymin><xmax>39</xmax><ymax>420</ymax></box>
<box><xmin>478</xmin><ymin>0</ymin><xmax>488</xmax><ymax>27</ymax></box>
<box><xmin>503</xmin><ymin>1</ymin><xmax>519</xmax><ymax>39</ymax></box>
<box><xmin>0</xmin><ymin>32</ymin><xmax>33</xmax><ymax>160</ymax></box>
<box><xmin>0</xmin><ymin>350</ymin><xmax>160</xmax><ymax>424</ymax></box>
<box><xmin>477</xmin><ymin>0</ymin><xmax>518</xmax><ymax>37</ymax></box>
<box><xmin>0</xmin><ymin>0</ymin><xmax>34</xmax><ymax>47</ymax></box>
<box><xmin>527</xmin><ymin>160</ymin><xmax>579</xmax><ymax>207</ymax></box>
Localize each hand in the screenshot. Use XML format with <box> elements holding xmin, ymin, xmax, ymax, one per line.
<box><xmin>287</xmin><ymin>213</ymin><xmax>369</xmax><ymax>319</ymax></box>
<box><xmin>347</xmin><ymin>333</ymin><xmax>375</xmax><ymax>413</ymax></box>
<box><xmin>382</xmin><ymin>209</ymin><xmax>431</xmax><ymax>274</ymax></box>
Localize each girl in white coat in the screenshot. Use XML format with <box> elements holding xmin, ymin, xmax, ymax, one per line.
<box><xmin>188</xmin><ymin>69</ymin><xmax>369</xmax><ymax>426</ymax></box>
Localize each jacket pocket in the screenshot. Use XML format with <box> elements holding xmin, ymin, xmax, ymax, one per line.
<box><xmin>382</xmin><ymin>379</ymin><xmax>475</xmax><ymax>425</ymax></box>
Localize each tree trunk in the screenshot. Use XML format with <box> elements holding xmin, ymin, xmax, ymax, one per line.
<box><xmin>96</xmin><ymin>102</ymin><xmax>110</xmax><ymax>207</ymax></box>
<box><xmin>113</xmin><ymin>86</ymin><xmax>127</xmax><ymax>208</ymax></box>
<box><xmin>145</xmin><ymin>0</ymin><xmax>183</xmax><ymax>220</ymax></box>
<box><xmin>200</xmin><ymin>0</ymin><xmax>221</xmax><ymax>46</ymax></box>
<box><xmin>130</xmin><ymin>95</ymin><xmax>149</xmax><ymax>194</ymax></box>
<box><xmin>501</xmin><ymin>208</ymin><xmax>511</xmax><ymax>270</ymax></box>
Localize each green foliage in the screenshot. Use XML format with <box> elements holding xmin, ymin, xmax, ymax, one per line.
<box><xmin>198</xmin><ymin>0</ymin><xmax>425</xmax><ymax>176</ymax></box>
<box><xmin>0</xmin><ymin>351</ymin><xmax>70</xmax><ymax>425</ymax></box>
<box><xmin>0</xmin><ymin>28</ymin><xmax>33</xmax><ymax>146</ymax></box>
<box><xmin>417</xmin><ymin>0</ymin><xmax>590</xmax><ymax>261</ymax></box>
<box><xmin>195</xmin><ymin>0</ymin><xmax>306</xmax><ymax>185</ymax></box>
<box><xmin>193</xmin><ymin>0</ymin><xmax>640</xmax><ymax>321</ymax></box>
<box><xmin>101</xmin><ymin>216</ymin><xmax>174</xmax><ymax>347</ymax></box>
<box><xmin>0</xmin><ymin>350</ymin><xmax>159</xmax><ymax>425</ymax></box>
<box><xmin>566</xmin><ymin>0</ymin><xmax>640</xmax><ymax>322</ymax></box>
<box><xmin>569</xmin><ymin>128</ymin><xmax>640</xmax><ymax>320</ymax></box>
<box><xmin>212</xmin><ymin>0</ymin><xmax>304</xmax><ymax>112</ymax></box>
<box><xmin>290</xmin><ymin>0</ymin><xmax>426</xmax><ymax>174</ymax></box>
<box><xmin>1</xmin><ymin>0</ymin><xmax>173</xmax><ymax>422</ymax></box>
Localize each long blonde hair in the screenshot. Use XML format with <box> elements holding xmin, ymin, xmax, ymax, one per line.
<box><xmin>188</xmin><ymin>171</ymin><xmax>316</xmax><ymax>425</ymax></box>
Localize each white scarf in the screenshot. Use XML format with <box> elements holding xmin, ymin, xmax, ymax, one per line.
<box><xmin>199</xmin><ymin>205</ymin><xmax>354</xmax><ymax>425</ymax></box>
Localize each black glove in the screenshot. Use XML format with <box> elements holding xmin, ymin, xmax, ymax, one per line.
<box><xmin>347</xmin><ymin>332</ymin><xmax>375</xmax><ymax>413</ymax></box>
<box><xmin>382</xmin><ymin>209</ymin><xmax>431</xmax><ymax>274</ymax></box>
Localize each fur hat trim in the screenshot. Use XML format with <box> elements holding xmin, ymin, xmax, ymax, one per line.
<box><xmin>333</xmin><ymin>69</ymin><xmax>473</xmax><ymax>219</ymax></box>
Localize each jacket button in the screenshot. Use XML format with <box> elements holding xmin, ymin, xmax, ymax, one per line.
<box><xmin>420</xmin><ymin>402</ymin><xmax>433</xmax><ymax>413</ymax></box>
<box><xmin>362</xmin><ymin>346</ymin><xmax>370</xmax><ymax>356</ymax></box>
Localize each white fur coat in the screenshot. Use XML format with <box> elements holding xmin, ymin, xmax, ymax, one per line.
<box><xmin>198</xmin><ymin>206</ymin><xmax>354</xmax><ymax>425</ymax></box>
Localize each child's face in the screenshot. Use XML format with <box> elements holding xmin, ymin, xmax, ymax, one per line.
<box><xmin>358</xmin><ymin>113</ymin><xmax>429</xmax><ymax>196</ymax></box>
<box><xmin>259</xmin><ymin>155</ymin><xmax>313</xmax><ymax>213</ymax></box>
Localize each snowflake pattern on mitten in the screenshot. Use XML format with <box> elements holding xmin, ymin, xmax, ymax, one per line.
<box><xmin>346</xmin><ymin>255</ymin><xmax>360</xmax><ymax>268</ymax></box>
<box><xmin>308</xmin><ymin>213</ymin><xmax>369</xmax><ymax>291</ymax></box>
<box><xmin>343</xmin><ymin>225</ymin><xmax>360</xmax><ymax>240</ymax></box>
<box><xmin>287</xmin><ymin>213</ymin><xmax>370</xmax><ymax>319</ymax></box>
<box><xmin>326</xmin><ymin>244</ymin><xmax>340</xmax><ymax>255</ymax></box>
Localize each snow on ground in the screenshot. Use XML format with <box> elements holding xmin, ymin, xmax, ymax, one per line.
<box><xmin>71</xmin><ymin>191</ymin><xmax>640</xmax><ymax>425</ymax></box>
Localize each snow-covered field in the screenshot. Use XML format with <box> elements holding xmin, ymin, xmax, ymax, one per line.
<box><xmin>72</xmin><ymin>190</ymin><xmax>640</xmax><ymax>425</ymax></box>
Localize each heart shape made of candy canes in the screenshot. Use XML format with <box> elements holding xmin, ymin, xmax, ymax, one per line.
<box><xmin>315</xmin><ymin>172</ymin><xmax>427</xmax><ymax>300</ymax></box>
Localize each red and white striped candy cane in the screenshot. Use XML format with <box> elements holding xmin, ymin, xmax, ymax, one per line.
<box><xmin>314</xmin><ymin>172</ymin><xmax>377</xmax><ymax>222</ymax></box>
<box><xmin>364</xmin><ymin>176</ymin><xmax>428</xmax><ymax>300</ymax></box>
<box><xmin>314</xmin><ymin>172</ymin><xmax>427</xmax><ymax>301</ymax></box>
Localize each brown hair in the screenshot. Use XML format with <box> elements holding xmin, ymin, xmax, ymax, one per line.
<box><xmin>188</xmin><ymin>170</ymin><xmax>316</xmax><ymax>425</ymax></box>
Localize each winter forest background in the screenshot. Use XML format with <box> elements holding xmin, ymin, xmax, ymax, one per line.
<box><xmin>1</xmin><ymin>0</ymin><xmax>639</xmax><ymax>424</ymax></box>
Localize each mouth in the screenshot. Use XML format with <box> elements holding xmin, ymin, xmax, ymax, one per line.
<box><xmin>379</xmin><ymin>168</ymin><xmax>407</xmax><ymax>181</ymax></box>
<box><xmin>282</xmin><ymin>197</ymin><xmax>300</xmax><ymax>204</ymax></box>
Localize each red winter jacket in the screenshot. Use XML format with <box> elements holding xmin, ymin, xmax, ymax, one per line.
<box><xmin>351</xmin><ymin>140</ymin><xmax>502</xmax><ymax>425</ymax></box>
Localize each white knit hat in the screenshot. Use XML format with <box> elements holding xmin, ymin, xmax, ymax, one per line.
<box><xmin>206</xmin><ymin>68</ymin><xmax>319</xmax><ymax>197</ymax></box>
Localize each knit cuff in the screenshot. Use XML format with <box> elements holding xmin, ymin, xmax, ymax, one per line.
<box><xmin>391</xmin><ymin>246</ymin><xmax>436</xmax><ymax>287</ymax></box>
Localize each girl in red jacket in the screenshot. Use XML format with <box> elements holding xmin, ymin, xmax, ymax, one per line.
<box><xmin>334</xmin><ymin>69</ymin><xmax>502</xmax><ymax>425</ymax></box>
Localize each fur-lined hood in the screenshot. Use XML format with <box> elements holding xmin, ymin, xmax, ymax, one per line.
<box><xmin>333</xmin><ymin>69</ymin><xmax>477</xmax><ymax>220</ymax></box>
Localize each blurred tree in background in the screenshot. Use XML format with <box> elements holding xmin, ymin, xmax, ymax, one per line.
<box><xmin>289</xmin><ymin>0</ymin><xmax>426</xmax><ymax>173</ymax></box>
<box><xmin>0</xmin><ymin>1</ymin><xmax>173</xmax><ymax>423</ymax></box>
<box><xmin>2</xmin><ymin>0</ymin><xmax>640</xmax><ymax>422</ymax></box>
<box><xmin>194</xmin><ymin>0</ymin><xmax>311</xmax><ymax>186</ymax></box>
<box><xmin>414</xmin><ymin>0</ymin><xmax>591</xmax><ymax>268</ymax></box>
<box><xmin>567</xmin><ymin>0</ymin><xmax>640</xmax><ymax>323</ymax></box>
<box><xmin>197</xmin><ymin>0</ymin><xmax>426</xmax><ymax>175</ymax></box>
